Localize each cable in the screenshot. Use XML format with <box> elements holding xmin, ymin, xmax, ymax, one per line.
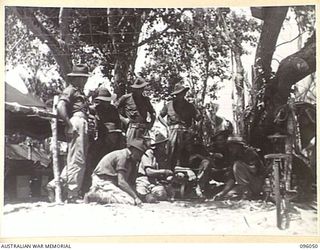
<box><xmin>275</xmin><ymin>31</ymin><xmax>306</xmax><ymax>48</ymax></box>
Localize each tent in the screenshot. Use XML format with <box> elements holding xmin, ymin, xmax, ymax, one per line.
<box><xmin>5</xmin><ymin>82</ymin><xmax>64</xmax><ymax>140</ymax></box>
<box><xmin>5</xmin><ymin>82</ymin><xmax>46</xmax><ymax>107</ymax></box>
<box><xmin>5</xmin><ymin>82</ymin><xmax>63</xmax><ymax>201</ymax></box>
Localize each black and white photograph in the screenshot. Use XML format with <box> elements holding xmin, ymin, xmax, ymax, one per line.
<box><xmin>1</xmin><ymin>3</ymin><xmax>318</xmax><ymax>239</ymax></box>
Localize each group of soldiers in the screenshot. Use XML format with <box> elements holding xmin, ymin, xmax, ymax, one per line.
<box><xmin>46</xmin><ymin>64</ymin><xmax>265</xmax><ymax>205</ymax></box>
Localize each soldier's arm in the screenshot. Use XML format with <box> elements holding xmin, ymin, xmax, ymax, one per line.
<box><xmin>158</xmin><ymin>104</ymin><xmax>169</xmax><ymax>128</ymax></box>
<box><xmin>57</xmin><ymin>100</ymin><xmax>77</xmax><ymax>142</ymax></box>
<box><xmin>246</xmin><ymin>148</ymin><xmax>263</xmax><ymax>174</ymax></box>
<box><xmin>115</xmin><ymin>96</ymin><xmax>130</xmax><ymax>126</ymax></box>
<box><xmin>146</xmin><ymin>98</ymin><xmax>156</xmax><ymax>128</ymax></box>
<box><xmin>118</xmin><ymin>171</ymin><xmax>142</xmax><ymax>205</ymax></box>
<box><xmin>114</xmin><ymin>95</ymin><xmax>125</xmax><ymax>114</ymax></box>
<box><xmin>149</xmin><ymin>109</ymin><xmax>156</xmax><ymax>128</ymax></box>
<box><xmin>57</xmin><ymin>100</ymin><xmax>72</xmax><ymax>128</ymax></box>
<box><xmin>213</xmin><ymin>178</ymin><xmax>235</xmax><ymax>199</ymax></box>
<box><xmin>145</xmin><ymin>168</ymin><xmax>173</xmax><ymax>178</ymax></box>
<box><xmin>194</xmin><ymin>106</ymin><xmax>202</xmax><ymax>121</ymax></box>
<box><xmin>57</xmin><ymin>87</ymin><xmax>77</xmax><ymax>141</ymax></box>
<box><xmin>57</xmin><ymin>86</ymin><xmax>74</xmax><ymax>127</ymax></box>
<box><xmin>114</xmin><ymin>109</ymin><xmax>122</xmax><ymax>129</ymax></box>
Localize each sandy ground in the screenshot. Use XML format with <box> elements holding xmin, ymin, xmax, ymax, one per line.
<box><xmin>1</xmin><ymin>199</ymin><xmax>318</xmax><ymax>237</ymax></box>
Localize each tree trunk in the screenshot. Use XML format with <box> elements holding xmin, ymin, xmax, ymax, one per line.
<box><xmin>107</xmin><ymin>8</ymin><xmax>148</xmax><ymax>97</ymax></box>
<box><xmin>272</xmin><ymin>33</ymin><xmax>316</xmax><ymax>108</ymax></box>
<box><xmin>12</xmin><ymin>7</ymin><xmax>72</xmax><ymax>79</ymax></box>
<box><xmin>233</xmin><ymin>49</ymin><xmax>246</xmax><ymax>135</ymax></box>
<box><xmin>252</xmin><ymin>7</ymin><xmax>288</xmax><ymax>104</ymax></box>
<box><xmin>247</xmin><ymin>33</ymin><xmax>316</xmax><ymax>152</ymax></box>
<box><xmin>246</xmin><ymin>7</ymin><xmax>288</xmax><ymax>148</ymax></box>
<box><xmin>113</xmin><ymin>56</ymin><xmax>131</xmax><ymax>97</ymax></box>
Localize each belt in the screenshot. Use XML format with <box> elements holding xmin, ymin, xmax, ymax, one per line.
<box><xmin>96</xmin><ymin>173</ymin><xmax>116</xmax><ymax>182</ymax></box>
<box><xmin>169</xmin><ymin>124</ymin><xmax>188</xmax><ymax>130</ymax></box>
<box><xmin>129</xmin><ymin>123</ymin><xmax>148</xmax><ymax>129</ymax></box>
<box><xmin>72</xmin><ymin>111</ymin><xmax>88</xmax><ymax>120</ymax></box>
<box><xmin>96</xmin><ymin>174</ymin><xmax>110</xmax><ymax>179</ymax></box>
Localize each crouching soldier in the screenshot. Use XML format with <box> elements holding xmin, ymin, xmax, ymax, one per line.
<box><xmin>213</xmin><ymin>136</ymin><xmax>265</xmax><ymax>200</ymax></box>
<box><xmin>83</xmin><ymin>138</ymin><xmax>148</xmax><ymax>206</ymax></box>
<box><xmin>136</xmin><ymin>133</ymin><xmax>174</xmax><ymax>202</ymax></box>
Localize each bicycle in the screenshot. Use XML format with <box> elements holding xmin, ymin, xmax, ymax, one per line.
<box><xmin>263</xmin><ymin>134</ymin><xmax>297</xmax><ymax>230</ymax></box>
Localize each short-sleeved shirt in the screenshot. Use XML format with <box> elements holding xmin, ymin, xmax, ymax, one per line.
<box><xmin>59</xmin><ymin>85</ymin><xmax>89</xmax><ymax>116</ymax></box>
<box><xmin>138</xmin><ymin>149</ymin><xmax>159</xmax><ymax>184</ymax></box>
<box><xmin>93</xmin><ymin>148</ymin><xmax>137</xmax><ymax>185</ymax></box>
<box><xmin>160</xmin><ymin>100</ymin><xmax>198</xmax><ymax>127</ymax></box>
<box><xmin>115</xmin><ymin>93</ymin><xmax>155</xmax><ymax>124</ymax></box>
<box><xmin>138</xmin><ymin>149</ymin><xmax>157</xmax><ymax>175</ymax></box>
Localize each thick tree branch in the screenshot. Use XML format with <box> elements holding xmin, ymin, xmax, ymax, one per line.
<box><xmin>59</xmin><ymin>8</ymin><xmax>72</xmax><ymax>50</ymax></box>
<box><xmin>124</xmin><ymin>25</ymin><xmax>172</xmax><ymax>52</ymax></box>
<box><xmin>125</xmin><ymin>9</ymin><xmax>187</xmax><ymax>53</ymax></box>
<box><xmin>273</xmin><ymin>33</ymin><xmax>316</xmax><ymax>107</ymax></box>
<box><xmin>13</xmin><ymin>7</ymin><xmax>72</xmax><ymax>79</ymax></box>
<box><xmin>107</xmin><ymin>8</ymin><xmax>119</xmax><ymax>53</ymax></box>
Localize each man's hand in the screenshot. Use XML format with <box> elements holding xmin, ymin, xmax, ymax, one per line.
<box><xmin>195</xmin><ymin>185</ymin><xmax>204</xmax><ymax>198</ymax></box>
<box><xmin>134</xmin><ymin>197</ymin><xmax>142</xmax><ymax>206</ymax></box>
<box><xmin>164</xmin><ymin>169</ymin><xmax>173</xmax><ymax>176</ymax></box>
<box><xmin>212</xmin><ymin>191</ymin><xmax>224</xmax><ymax>201</ymax></box>
<box><xmin>213</xmin><ymin>153</ymin><xmax>223</xmax><ymax>159</ymax></box>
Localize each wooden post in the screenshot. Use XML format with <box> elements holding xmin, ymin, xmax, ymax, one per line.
<box><xmin>51</xmin><ymin>95</ymin><xmax>63</xmax><ymax>203</ymax></box>
<box><xmin>285</xmin><ymin>102</ymin><xmax>294</xmax><ymax>191</ymax></box>
<box><xmin>27</xmin><ymin>138</ymin><xmax>33</xmax><ymax>160</ymax></box>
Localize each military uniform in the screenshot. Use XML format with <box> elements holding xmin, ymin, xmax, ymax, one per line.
<box><xmin>116</xmin><ymin>92</ymin><xmax>155</xmax><ymax>143</ymax></box>
<box><xmin>160</xmin><ymin>99</ymin><xmax>198</xmax><ymax>169</ymax></box>
<box><xmin>48</xmin><ymin>85</ymin><xmax>89</xmax><ymax>199</ymax></box>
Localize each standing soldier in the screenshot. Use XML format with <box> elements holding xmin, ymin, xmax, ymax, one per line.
<box><xmin>115</xmin><ymin>77</ymin><xmax>156</xmax><ymax>143</ymax></box>
<box><xmin>92</xmin><ymin>87</ymin><xmax>123</xmax><ymax>156</ymax></box>
<box><xmin>47</xmin><ymin>64</ymin><xmax>91</xmax><ymax>202</ymax></box>
<box><xmin>159</xmin><ymin>82</ymin><xmax>201</xmax><ymax>170</ymax></box>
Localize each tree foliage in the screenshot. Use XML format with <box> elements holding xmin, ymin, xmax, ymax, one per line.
<box><xmin>141</xmin><ymin>9</ymin><xmax>230</xmax><ymax>104</ymax></box>
<box><xmin>141</xmin><ymin>8</ymin><xmax>260</xmax><ymax>108</ymax></box>
<box><xmin>5</xmin><ymin>10</ymin><xmax>63</xmax><ymax>103</ymax></box>
<box><xmin>292</xmin><ymin>5</ymin><xmax>316</xmax><ymax>34</ymax></box>
<box><xmin>8</xmin><ymin>7</ymin><xmax>195</xmax><ymax>98</ymax></box>
<box><xmin>216</xmin><ymin>9</ymin><xmax>261</xmax><ymax>134</ymax></box>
